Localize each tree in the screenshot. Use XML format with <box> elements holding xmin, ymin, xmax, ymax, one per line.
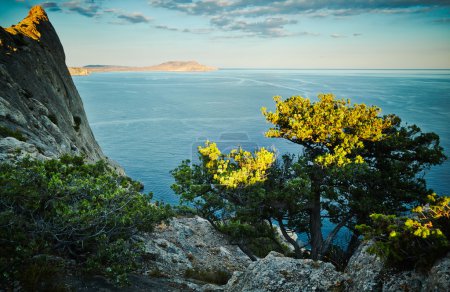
<box><xmin>262</xmin><ymin>93</ymin><xmax>395</xmax><ymax>259</ymax></box>
<box><xmin>261</xmin><ymin>94</ymin><xmax>445</xmax><ymax>261</ymax></box>
<box><xmin>173</xmin><ymin>93</ymin><xmax>446</xmax><ymax>264</ymax></box>
<box><xmin>171</xmin><ymin>142</ymin><xmax>281</xmax><ymax>259</ymax></box>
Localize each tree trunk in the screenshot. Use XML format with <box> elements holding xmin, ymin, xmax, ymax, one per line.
<box><xmin>277</xmin><ymin>218</ymin><xmax>303</xmax><ymax>258</ymax></box>
<box><xmin>310</xmin><ymin>191</ymin><xmax>323</xmax><ymax>260</ymax></box>
<box><xmin>346</xmin><ymin>232</ymin><xmax>361</xmax><ymax>259</ymax></box>
<box><xmin>321</xmin><ymin>215</ymin><xmax>351</xmax><ymax>255</ymax></box>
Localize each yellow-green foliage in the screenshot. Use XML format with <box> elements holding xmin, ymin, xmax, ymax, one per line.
<box><xmin>262</xmin><ymin>94</ymin><xmax>392</xmax><ymax>166</ymax></box>
<box><xmin>357</xmin><ymin>193</ymin><xmax>450</xmax><ymax>270</ymax></box>
<box><xmin>198</xmin><ymin>141</ymin><xmax>275</xmax><ymax>188</ymax></box>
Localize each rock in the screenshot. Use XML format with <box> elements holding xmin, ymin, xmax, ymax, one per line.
<box><xmin>381</xmin><ymin>270</ymin><xmax>425</xmax><ymax>292</ymax></box>
<box><xmin>424</xmin><ymin>252</ymin><xmax>450</xmax><ymax>292</ymax></box>
<box><xmin>0</xmin><ymin>136</ymin><xmax>46</xmax><ymax>161</ymax></box>
<box><xmin>0</xmin><ymin>6</ymin><xmax>121</xmax><ymax>171</ymax></box>
<box><xmin>224</xmin><ymin>251</ymin><xmax>348</xmax><ymax>292</ymax></box>
<box><xmin>345</xmin><ymin>241</ymin><xmax>384</xmax><ymax>291</ymax></box>
<box><xmin>140</xmin><ymin>216</ymin><xmax>251</xmax><ymax>286</ymax></box>
<box><xmin>345</xmin><ymin>243</ymin><xmax>450</xmax><ymax>292</ymax></box>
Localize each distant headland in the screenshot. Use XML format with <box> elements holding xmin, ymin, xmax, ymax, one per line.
<box><xmin>68</xmin><ymin>61</ymin><xmax>217</xmax><ymax>76</ymax></box>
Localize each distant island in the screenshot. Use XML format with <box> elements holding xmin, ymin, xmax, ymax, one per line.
<box><xmin>68</xmin><ymin>61</ymin><xmax>218</xmax><ymax>76</ymax></box>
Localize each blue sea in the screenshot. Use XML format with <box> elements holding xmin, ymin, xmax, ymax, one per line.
<box><xmin>74</xmin><ymin>69</ymin><xmax>450</xmax><ymax>206</ymax></box>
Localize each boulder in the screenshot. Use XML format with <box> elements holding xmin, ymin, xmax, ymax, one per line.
<box><xmin>224</xmin><ymin>251</ymin><xmax>348</xmax><ymax>292</ymax></box>
<box><xmin>140</xmin><ymin>216</ymin><xmax>251</xmax><ymax>286</ymax></box>
<box><xmin>345</xmin><ymin>241</ymin><xmax>384</xmax><ymax>291</ymax></box>
<box><xmin>424</xmin><ymin>252</ymin><xmax>450</xmax><ymax>292</ymax></box>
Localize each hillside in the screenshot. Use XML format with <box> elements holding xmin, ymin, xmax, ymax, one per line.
<box><xmin>68</xmin><ymin>61</ymin><xmax>217</xmax><ymax>75</ymax></box>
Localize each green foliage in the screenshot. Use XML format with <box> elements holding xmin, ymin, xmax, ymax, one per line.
<box><xmin>357</xmin><ymin>193</ymin><xmax>450</xmax><ymax>270</ymax></box>
<box><xmin>0</xmin><ymin>125</ymin><xmax>26</xmax><ymax>141</ymax></box>
<box><xmin>0</xmin><ymin>155</ymin><xmax>172</xmax><ymax>288</ymax></box>
<box><xmin>73</xmin><ymin>115</ymin><xmax>81</xmax><ymax>131</ymax></box>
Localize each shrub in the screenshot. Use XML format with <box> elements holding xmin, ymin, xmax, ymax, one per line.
<box><xmin>73</xmin><ymin>115</ymin><xmax>81</xmax><ymax>131</ymax></box>
<box><xmin>0</xmin><ymin>125</ymin><xmax>26</xmax><ymax>141</ymax></box>
<box><xmin>47</xmin><ymin>113</ymin><xmax>58</xmax><ymax>125</ymax></box>
<box><xmin>357</xmin><ymin>193</ymin><xmax>450</xmax><ymax>271</ymax></box>
<box><xmin>0</xmin><ymin>155</ymin><xmax>173</xmax><ymax>288</ymax></box>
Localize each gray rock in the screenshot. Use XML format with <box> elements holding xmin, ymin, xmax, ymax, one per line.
<box><xmin>345</xmin><ymin>241</ymin><xmax>384</xmax><ymax>291</ymax></box>
<box><xmin>345</xmin><ymin>243</ymin><xmax>450</xmax><ymax>292</ymax></box>
<box><xmin>0</xmin><ymin>6</ymin><xmax>121</xmax><ymax>172</ymax></box>
<box><xmin>224</xmin><ymin>251</ymin><xmax>348</xmax><ymax>292</ymax></box>
<box><xmin>140</xmin><ymin>216</ymin><xmax>251</xmax><ymax>282</ymax></box>
<box><xmin>382</xmin><ymin>270</ymin><xmax>425</xmax><ymax>292</ymax></box>
<box><xmin>424</xmin><ymin>252</ymin><xmax>450</xmax><ymax>292</ymax></box>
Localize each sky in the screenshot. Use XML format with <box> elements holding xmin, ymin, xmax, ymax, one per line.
<box><xmin>0</xmin><ymin>0</ymin><xmax>449</xmax><ymax>68</ymax></box>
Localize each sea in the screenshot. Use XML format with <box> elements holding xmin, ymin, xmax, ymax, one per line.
<box><xmin>74</xmin><ymin>69</ymin><xmax>450</xmax><ymax>209</ymax></box>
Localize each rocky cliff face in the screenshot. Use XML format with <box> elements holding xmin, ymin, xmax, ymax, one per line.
<box><xmin>0</xmin><ymin>6</ymin><xmax>105</xmax><ymax>163</ymax></box>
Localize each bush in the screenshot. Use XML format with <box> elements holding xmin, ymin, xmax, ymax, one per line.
<box><xmin>357</xmin><ymin>193</ymin><xmax>450</xmax><ymax>271</ymax></box>
<box><xmin>47</xmin><ymin>113</ymin><xmax>58</xmax><ymax>125</ymax></box>
<box><xmin>73</xmin><ymin>116</ymin><xmax>81</xmax><ymax>131</ymax></box>
<box><xmin>0</xmin><ymin>155</ymin><xmax>172</xmax><ymax>288</ymax></box>
<box><xmin>0</xmin><ymin>125</ymin><xmax>26</xmax><ymax>141</ymax></box>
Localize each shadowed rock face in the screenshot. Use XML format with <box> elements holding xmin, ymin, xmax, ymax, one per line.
<box><xmin>0</xmin><ymin>6</ymin><xmax>105</xmax><ymax>162</ymax></box>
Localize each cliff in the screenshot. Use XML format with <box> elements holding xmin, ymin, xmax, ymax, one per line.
<box><xmin>0</xmin><ymin>6</ymin><xmax>107</xmax><ymax>163</ymax></box>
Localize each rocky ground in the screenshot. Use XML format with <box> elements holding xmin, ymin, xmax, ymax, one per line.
<box><xmin>79</xmin><ymin>216</ymin><xmax>448</xmax><ymax>292</ymax></box>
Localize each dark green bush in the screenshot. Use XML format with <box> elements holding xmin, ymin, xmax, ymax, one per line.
<box><xmin>0</xmin><ymin>125</ymin><xmax>26</xmax><ymax>141</ymax></box>
<box><xmin>73</xmin><ymin>116</ymin><xmax>81</xmax><ymax>131</ymax></box>
<box><xmin>47</xmin><ymin>113</ymin><xmax>58</xmax><ymax>125</ymax></box>
<box><xmin>0</xmin><ymin>155</ymin><xmax>173</xmax><ymax>288</ymax></box>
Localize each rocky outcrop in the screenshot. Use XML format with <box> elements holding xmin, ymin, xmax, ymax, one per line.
<box><xmin>224</xmin><ymin>251</ymin><xmax>348</xmax><ymax>292</ymax></box>
<box><xmin>345</xmin><ymin>242</ymin><xmax>450</xmax><ymax>292</ymax></box>
<box><xmin>345</xmin><ymin>241</ymin><xmax>384</xmax><ymax>291</ymax></box>
<box><xmin>0</xmin><ymin>6</ymin><xmax>108</xmax><ymax>163</ymax></box>
<box><xmin>425</xmin><ymin>253</ymin><xmax>450</xmax><ymax>291</ymax></box>
<box><xmin>139</xmin><ymin>216</ymin><xmax>251</xmax><ymax>286</ymax></box>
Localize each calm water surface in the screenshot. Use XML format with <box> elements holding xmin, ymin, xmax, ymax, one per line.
<box><xmin>74</xmin><ymin>69</ymin><xmax>450</xmax><ymax>205</ymax></box>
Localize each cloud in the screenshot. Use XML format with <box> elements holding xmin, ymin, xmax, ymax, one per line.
<box><xmin>330</xmin><ymin>33</ymin><xmax>346</xmax><ymax>38</ymax></box>
<box><xmin>150</xmin><ymin>0</ymin><xmax>450</xmax><ymax>17</ymax></box>
<box><xmin>210</xmin><ymin>16</ymin><xmax>298</xmax><ymax>37</ymax></box>
<box><xmin>154</xmin><ymin>25</ymin><xmax>212</xmax><ymax>34</ymax></box>
<box><xmin>433</xmin><ymin>18</ymin><xmax>450</xmax><ymax>23</ymax></box>
<box><xmin>353</xmin><ymin>33</ymin><xmax>362</xmax><ymax>36</ymax></box>
<box><xmin>117</xmin><ymin>12</ymin><xmax>151</xmax><ymax>23</ymax></box>
<box><xmin>62</xmin><ymin>1</ymin><xmax>100</xmax><ymax>17</ymax></box>
<box><xmin>155</xmin><ymin>25</ymin><xmax>179</xmax><ymax>31</ymax></box>
<box><xmin>150</xmin><ymin>0</ymin><xmax>450</xmax><ymax>38</ymax></box>
<box><xmin>39</xmin><ymin>2</ymin><xmax>62</xmax><ymax>12</ymax></box>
